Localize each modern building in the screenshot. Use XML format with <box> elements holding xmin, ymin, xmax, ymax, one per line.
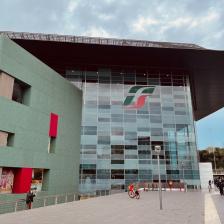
<box><xmin>199</xmin><ymin>162</ymin><xmax>214</xmax><ymax>189</ymax></box>
<box><xmin>0</xmin><ymin>31</ymin><xmax>224</xmax><ymax>198</ymax></box>
<box><xmin>0</xmin><ymin>35</ymin><xmax>82</xmax><ymax>200</ymax></box>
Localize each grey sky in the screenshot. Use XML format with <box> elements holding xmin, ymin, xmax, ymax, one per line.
<box><xmin>0</xmin><ymin>0</ymin><xmax>224</xmax><ymax>49</ymax></box>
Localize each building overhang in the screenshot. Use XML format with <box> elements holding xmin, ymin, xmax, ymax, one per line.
<box><xmin>1</xmin><ymin>31</ymin><xmax>224</xmax><ymax>121</ymax></box>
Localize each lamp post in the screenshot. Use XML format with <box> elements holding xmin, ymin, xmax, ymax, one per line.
<box><xmin>155</xmin><ymin>145</ymin><xmax>162</xmax><ymax>210</ymax></box>
<box><xmin>181</xmin><ymin>161</ymin><xmax>184</xmax><ymax>180</ymax></box>
<box><xmin>181</xmin><ymin>160</ymin><xmax>186</xmax><ymax>192</ymax></box>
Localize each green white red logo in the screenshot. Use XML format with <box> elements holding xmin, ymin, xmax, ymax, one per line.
<box><xmin>123</xmin><ymin>86</ymin><xmax>155</xmax><ymax>109</ymax></box>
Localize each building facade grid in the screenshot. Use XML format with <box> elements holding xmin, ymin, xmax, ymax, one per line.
<box><xmin>66</xmin><ymin>68</ymin><xmax>200</xmax><ymax>195</ymax></box>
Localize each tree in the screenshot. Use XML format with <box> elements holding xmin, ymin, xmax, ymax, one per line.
<box><xmin>199</xmin><ymin>147</ymin><xmax>224</xmax><ymax>169</ymax></box>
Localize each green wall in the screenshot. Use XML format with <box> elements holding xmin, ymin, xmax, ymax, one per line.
<box><xmin>0</xmin><ymin>35</ymin><xmax>82</xmax><ymax>198</ymax></box>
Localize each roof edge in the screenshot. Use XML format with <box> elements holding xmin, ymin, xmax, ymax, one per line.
<box><xmin>0</xmin><ymin>31</ymin><xmax>205</xmax><ymax>50</ymax></box>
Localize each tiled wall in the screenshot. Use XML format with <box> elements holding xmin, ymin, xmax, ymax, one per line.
<box><xmin>66</xmin><ymin>69</ymin><xmax>200</xmax><ymax>195</ymax></box>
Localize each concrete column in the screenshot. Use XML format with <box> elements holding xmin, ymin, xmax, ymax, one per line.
<box><xmin>0</xmin><ymin>72</ymin><xmax>14</xmax><ymax>99</ymax></box>
<box><xmin>0</xmin><ymin>131</ymin><xmax>8</xmax><ymax>147</ymax></box>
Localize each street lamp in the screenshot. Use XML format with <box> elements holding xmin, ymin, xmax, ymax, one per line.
<box><xmin>181</xmin><ymin>161</ymin><xmax>184</xmax><ymax>180</ymax></box>
<box><xmin>155</xmin><ymin>145</ymin><xmax>162</xmax><ymax>210</ymax></box>
<box><xmin>181</xmin><ymin>160</ymin><xmax>186</xmax><ymax>192</ymax></box>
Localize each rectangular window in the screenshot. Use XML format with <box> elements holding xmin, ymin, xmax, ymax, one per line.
<box><xmin>12</xmin><ymin>79</ymin><xmax>31</xmax><ymax>105</ymax></box>
<box><xmin>125</xmin><ymin>145</ymin><xmax>137</xmax><ymax>150</ymax></box>
<box><xmin>150</xmin><ymin>115</ymin><xmax>162</xmax><ymax>123</ymax></box>
<box><xmin>98</xmin><ymin>136</ymin><xmax>110</xmax><ymax>144</ymax></box>
<box><xmin>111</xmin><ymin>160</ymin><xmax>124</xmax><ymax>164</ymax></box>
<box><xmin>0</xmin><ymin>167</ymin><xmax>15</xmax><ymax>193</ymax></box>
<box><xmin>138</xmin><ymin>150</ymin><xmax>151</xmax><ymax>159</ymax></box>
<box><xmin>111</xmin><ymin>169</ymin><xmax>124</xmax><ymax>179</ymax></box>
<box><xmin>97</xmin><ymin>169</ymin><xmax>110</xmax><ymax>179</ymax></box>
<box><xmin>83</xmin><ymin>126</ymin><xmax>97</xmax><ymax>135</ymax></box>
<box><xmin>138</xmin><ymin>136</ymin><xmax>150</xmax><ymax>145</ymax></box>
<box><xmin>0</xmin><ymin>131</ymin><xmax>14</xmax><ymax>147</ymax></box>
<box><xmin>111</xmin><ymin>146</ymin><xmax>124</xmax><ymax>154</ymax></box>
<box><xmin>111</xmin><ymin>127</ymin><xmax>123</xmax><ymax>136</ymax></box>
<box><xmin>31</xmin><ymin>169</ymin><xmax>44</xmax><ymax>192</ymax></box>
<box><xmin>0</xmin><ymin>72</ymin><xmax>14</xmax><ymax>100</ymax></box>
<box><xmin>48</xmin><ymin>137</ymin><xmax>56</xmax><ymax>153</ymax></box>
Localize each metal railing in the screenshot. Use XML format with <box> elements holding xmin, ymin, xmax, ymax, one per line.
<box><xmin>213</xmin><ymin>169</ymin><xmax>224</xmax><ymax>175</ymax></box>
<box><xmin>0</xmin><ymin>193</ymin><xmax>76</xmax><ymax>215</ymax></box>
<box><xmin>0</xmin><ymin>31</ymin><xmax>204</xmax><ymax>50</ymax></box>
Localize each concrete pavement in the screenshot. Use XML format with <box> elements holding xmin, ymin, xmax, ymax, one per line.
<box><xmin>0</xmin><ymin>191</ymin><xmax>223</xmax><ymax>224</ymax></box>
<box><xmin>211</xmin><ymin>193</ymin><xmax>224</xmax><ymax>223</ymax></box>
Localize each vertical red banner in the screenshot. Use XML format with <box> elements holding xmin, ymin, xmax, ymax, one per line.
<box><xmin>12</xmin><ymin>168</ymin><xmax>32</xmax><ymax>193</ymax></box>
<box><xmin>49</xmin><ymin>113</ymin><xmax>59</xmax><ymax>137</ymax></box>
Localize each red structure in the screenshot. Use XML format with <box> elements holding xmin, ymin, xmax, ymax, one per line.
<box><xmin>12</xmin><ymin>168</ymin><xmax>32</xmax><ymax>193</ymax></box>
<box><xmin>49</xmin><ymin>113</ymin><xmax>59</xmax><ymax>137</ymax></box>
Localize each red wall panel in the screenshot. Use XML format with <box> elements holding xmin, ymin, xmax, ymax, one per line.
<box><xmin>49</xmin><ymin>113</ymin><xmax>59</xmax><ymax>137</ymax></box>
<box><xmin>12</xmin><ymin>168</ymin><xmax>32</xmax><ymax>193</ymax></box>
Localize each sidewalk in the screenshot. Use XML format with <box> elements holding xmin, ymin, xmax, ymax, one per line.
<box><xmin>0</xmin><ymin>191</ymin><xmax>222</xmax><ymax>224</ymax></box>
<box><xmin>211</xmin><ymin>192</ymin><xmax>224</xmax><ymax>223</ymax></box>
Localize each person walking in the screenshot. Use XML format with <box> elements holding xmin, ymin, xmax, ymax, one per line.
<box><xmin>217</xmin><ymin>178</ymin><xmax>223</xmax><ymax>196</ymax></box>
<box><xmin>26</xmin><ymin>190</ymin><xmax>35</xmax><ymax>209</ymax></box>
<box><xmin>220</xmin><ymin>179</ymin><xmax>224</xmax><ymax>196</ymax></box>
<box><xmin>208</xmin><ymin>180</ymin><xmax>212</xmax><ymax>192</ymax></box>
<box><xmin>168</xmin><ymin>180</ymin><xmax>173</xmax><ymax>191</ymax></box>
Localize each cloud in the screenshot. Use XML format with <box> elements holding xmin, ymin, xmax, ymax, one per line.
<box><xmin>82</xmin><ymin>26</ymin><xmax>112</xmax><ymax>38</ymax></box>
<box><xmin>0</xmin><ymin>0</ymin><xmax>224</xmax><ymax>49</ymax></box>
<box><xmin>132</xmin><ymin>17</ymin><xmax>159</xmax><ymax>32</ymax></box>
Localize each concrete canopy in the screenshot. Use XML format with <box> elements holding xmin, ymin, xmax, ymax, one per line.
<box><xmin>2</xmin><ymin>31</ymin><xmax>224</xmax><ymax>121</ymax></box>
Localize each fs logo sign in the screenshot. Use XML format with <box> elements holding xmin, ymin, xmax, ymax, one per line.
<box><xmin>123</xmin><ymin>86</ymin><xmax>155</xmax><ymax>109</ymax></box>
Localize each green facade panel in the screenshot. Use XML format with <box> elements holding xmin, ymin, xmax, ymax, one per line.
<box><xmin>0</xmin><ymin>35</ymin><xmax>82</xmax><ymax>197</ymax></box>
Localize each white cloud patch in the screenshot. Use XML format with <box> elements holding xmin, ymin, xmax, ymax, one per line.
<box><xmin>132</xmin><ymin>9</ymin><xmax>220</xmax><ymax>34</ymax></box>
<box><xmin>132</xmin><ymin>17</ymin><xmax>159</xmax><ymax>32</ymax></box>
<box><xmin>82</xmin><ymin>27</ymin><xmax>113</xmax><ymax>38</ymax></box>
<box><xmin>98</xmin><ymin>13</ymin><xmax>114</xmax><ymax>21</ymax></box>
<box><xmin>67</xmin><ymin>0</ymin><xmax>80</xmax><ymax>13</ymax></box>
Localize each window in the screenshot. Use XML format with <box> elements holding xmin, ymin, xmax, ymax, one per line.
<box><xmin>0</xmin><ymin>72</ymin><xmax>14</xmax><ymax>100</ymax></box>
<box><xmin>97</xmin><ymin>170</ymin><xmax>110</xmax><ymax>179</ymax></box>
<box><xmin>0</xmin><ymin>167</ymin><xmax>14</xmax><ymax>193</ymax></box>
<box><xmin>138</xmin><ymin>136</ymin><xmax>150</xmax><ymax>145</ymax></box>
<box><xmin>83</xmin><ymin>126</ymin><xmax>97</xmax><ymax>135</ymax></box>
<box><xmin>12</xmin><ymin>79</ymin><xmax>31</xmax><ymax>105</ymax></box>
<box><xmin>31</xmin><ymin>169</ymin><xmax>44</xmax><ymax>192</ymax></box>
<box><xmin>138</xmin><ymin>150</ymin><xmax>151</xmax><ymax>159</ymax></box>
<box><xmin>111</xmin><ymin>169</ymin><xmax>124</xmax><ymax>179</ymax></box>
<box><xmin>0</xmin><ymin>131</ymin><xmax>14</xmax><ymax>147</ymax></box>
<box><xmin>150</xmin><ymin>115</ymin><xmax>162</xmax><ymax>123</ymax></box>
<box><xmin>48</xmin><ymin>137</ymin><xmax>56</xmax><ymax>153</ymax></box>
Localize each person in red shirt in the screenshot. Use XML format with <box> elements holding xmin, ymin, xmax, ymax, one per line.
<box><xmin>129</xmin><ymin>183</ymin><xmax>134</xmax><ymax>192</ymax></box>
<box><xmin>128</xmin><ymin>183</ymin><xmax>139</xmax><ymax>197</ymax></box>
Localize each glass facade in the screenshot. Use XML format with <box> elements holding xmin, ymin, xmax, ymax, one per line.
<box><xmin>66</xmin><ymin>68</ymin><xmax>200</xmax><ymax>196</ymax></box>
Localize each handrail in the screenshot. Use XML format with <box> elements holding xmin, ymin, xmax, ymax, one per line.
<box><xmin>0</xmin><ymin>192</ymin><xmax>76</xmax><ymax>214</ymax></box>
<box><xmin>213</xmin><ymin>170</ymin><xmax>224</xmax><ymax>175</ymax></box>
<box><xmin>0</xmin><ymin>192</ymin><xmax>75</xmax><ymax>204</ymax></box>
<box><xmin>0</xmin><ymin>198</ymin><xmax>25</xmax><ymax>205</ymax></box>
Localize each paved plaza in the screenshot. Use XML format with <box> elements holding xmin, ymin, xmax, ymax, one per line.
<box><xmin>0</xmin><ymin>191</ymin><xmax>223</xmax><ymax>224</ymax></box>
